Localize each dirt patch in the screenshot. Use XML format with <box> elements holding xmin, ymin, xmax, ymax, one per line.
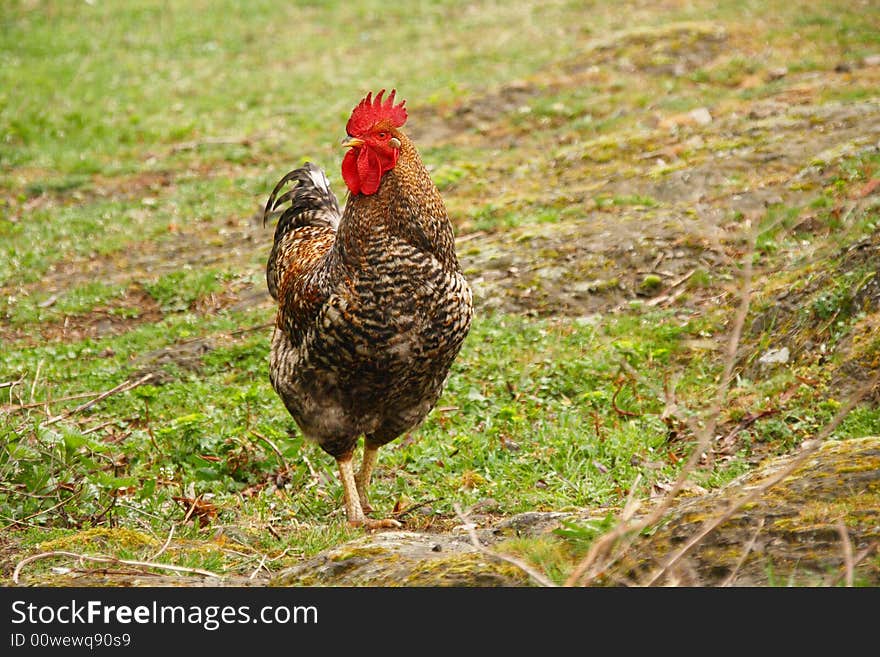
<box><xmin>459</xmin><ymin>210</ymin><xmax>728</xmax><ymax>317</ymax></box>
<box><xmin>0</xmin><ymin>285</ymin><xmax>163</xmax><ymax>345</ymax></box>
<box><xmin>455</xmin><ymin>94</ymin><xmax>880</xmax><ymax>318</ymax></box>
<box><xmin>0</xmin><ymin>213</ymin><xmax>274</xmax><ymax>348</ymax></box>
<box><xmin>743</xmin><ymin>220</ymin><xmax>880</xmax><ymax>397</ymax></box>
<box><xmin>130</xmin><ymin>337</ymin><xmax>216</xmax><ymax>384</ymax></box>
<box><xmin>8</xmin><ymin>213</ymin><xmax>268</xmax><ymax>300</ymax></box>
<box><xmin>410</xmin><ymin>22</ymin><xmax>730</xmax><ymax>144</ymax></box>
<box><xmin>404</xmin><ymin>22</ymin><xmax>880</xmax><ymax>322</ymax></box>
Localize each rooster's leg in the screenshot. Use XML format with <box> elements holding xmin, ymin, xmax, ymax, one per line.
<box><xmin>337</xmin><ymin>455</ymin><xmax>365</xmax><ymax>525</ymax></box>
<box><xmin>337</xmin><ymin>454</ymin><xmax>400</xmax><ymax>530</ymax></box>
<box><xmin>355</xmin><ymin>444</ymin><xmax>379</xmax><ymax>514</ymax></box>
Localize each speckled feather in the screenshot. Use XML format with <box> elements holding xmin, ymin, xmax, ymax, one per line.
<box><xmin>264</xmin><ymin>134</ymin><xmax>473</xmax><ymax>460</ymax></box>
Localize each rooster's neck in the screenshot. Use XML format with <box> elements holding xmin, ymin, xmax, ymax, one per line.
<box><xmin>337</xmin><ymin>136</ymin><xmax>460</xmax><ymax>270</ymax></box>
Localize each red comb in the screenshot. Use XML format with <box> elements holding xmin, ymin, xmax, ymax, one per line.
<box><xmin>346</xmin><ymin>89</ymin><xmax>408</xmax><ymax>136</ymax></box>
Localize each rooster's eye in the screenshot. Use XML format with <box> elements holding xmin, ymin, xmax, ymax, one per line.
<box><xmin>377</xmin><ymin>132</ymin><xmax>388</xmax><ymax>139</ymax></box>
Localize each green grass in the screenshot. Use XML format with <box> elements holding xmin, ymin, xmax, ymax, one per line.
<box><xmin>0</xmin><ymin>0</ymin><xmax>591</xmax><ymax>175</ymax></box>
<box><xmin>0</xmin><ymin>309</ymin><xmax>713</xmax><ymax>523</ymax></box>
<box><xmin>144</xmin><ymin>269</ymin><xmax>226</xmax><ymax>312</ymax></box>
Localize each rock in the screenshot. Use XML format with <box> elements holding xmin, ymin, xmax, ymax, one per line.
<box><xmin>273</xmin><ymin>438</ymin><xmax>879</xmax><ymax>587</ymax></box>
<box><xmin>766</xmin><ymin>66</ymin><xmax>788</xmax><ymax>81</ymax></box>
<box><xmin>271</xmin><ymin>531</ymin><xmax>531</xmax><ymax>587</ymax></box>
<box><xmin>758</xmin><ymin>346</ymin><xmax>790</xmax><ymax>365</ymax></box>
<box><xmin>602</xmin><ymin>437</ymin><xmax>880</xmax><ymax>586</ymax></box>
<box><xmin>659</xmin><ymin>107</ymin><xmax>712</xmax><ymax>130</ymax></box>
<box><xmin>689</xmin><ymin>107</ymin><xmax>713</xmax><ymax>125</ymax></box>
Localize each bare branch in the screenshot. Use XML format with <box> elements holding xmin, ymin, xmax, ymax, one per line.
<box><xmin>230</xmin><ymin>322</ymin><xmax>273</xmax><ymax>336</ymax></box>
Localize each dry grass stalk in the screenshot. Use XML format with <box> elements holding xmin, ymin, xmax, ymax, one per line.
<box><xmin>565</xmin><ymin>226</ymin><xmax>757</xmax><ymax>587</ymax></box>
<box><xmin>43</xmin><ymin>373</ymin><xmax>155</xmax><ymax>427</ymax></box>
<box><xmin>565</xmin><ymin>203</ymin><xmax>877</xmax><ymax>586</ymax></box>
<box><xmin>721</xmin><ymin>517</ymin><xmax>765</xmax><ymax>587</ymax></box>
<box><xmin>13</xmin><ymin>550</ymin><xmax>222</xmax><ymax>584</ymax></box>
<box><xmin>642</xmin><ymin>371</ymin><xmax>877</xmax><ymax>586</ymax></box>
<box><xmin>453</xmin><ymin>503</ymin><xmax>557</xmax><ymax>587</ymax></box>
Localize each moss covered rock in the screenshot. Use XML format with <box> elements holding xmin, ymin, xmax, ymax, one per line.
<box><xmin>604</xmin><ymin>436</ymin><xmax>880</xmax><ymax>586</ymax></box>
<box><xmin>271</xmin><ymin>531</ymin><xmax>530</xmax><ymax>587</ymax></box>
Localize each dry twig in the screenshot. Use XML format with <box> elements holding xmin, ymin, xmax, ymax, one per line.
<box><xmin>827</xmin><ymin>541</ymin><xmax>879</xmax><ymax>587</ymax></box>
<box><xmin>43</xmin><ymin>373</ymin><xmax>155</xmax><ymax>427</ymax></box>
<box><xmin>837</xmin><ymin>519</ymin><xmax>854</xmax><ymax>588</ymax></box>
<box><xmin>150</xmin><ymin>524</ymin><xmax>176</xmax><ymax>561</ymax></box>
<box><xmin>0</xmin><ymin>492</ymin><xmax>80</xmax><ymax>532</ymax></box>
<box><xmin>231</xmin><ymin>322</ymin><xmax>273</xmax><ymax>336</ymax></box>
<box><xmin>2</xmin><ymin>390</ymin><xmax>101</xmax><ymax>414</ymax></box>
<box><xmin>249</xmin><ymin>553</ymin><xmax>269</xmax><ymax>580</ymax></box>
<box><xmin>0</xmin><ymin>377</ymin><xmax>24</xmax><ymax>390</ymax></box>
<box><xmin>611</xmin><ymin>376</ymin><xmax>639</xmax><ymax>418</ymax></box>
<box><xmin>721</xmin><ymin>517</ymin><xmax>765</xmax><ymax>587</ymax></box>
<box><xmin>13</xmin><ymin>550</ymin><xmax>222</xmax><ymax>584</ymax></box>
<box><xmin>453</xmin><ymin>503</ymin><xmax>556</xmax><ymax>587</ymax></box>
<box><xmin>30</xmin><ymin>359</ymin><xmax>43</xmax><ymax>403</ymax></box>
<box><xmin>249</xmin><ymin>430</ymin><xmax>291</xmax><ymax>474</ymax></box>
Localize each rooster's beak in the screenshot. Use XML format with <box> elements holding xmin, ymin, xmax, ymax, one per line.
<box><xmin>341</xmin><ymin>137</ymin><xmax>364</xmax><ymax>149</ymax></box>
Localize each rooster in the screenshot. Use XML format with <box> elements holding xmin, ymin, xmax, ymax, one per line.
<box><xmin>263</xmin><ymin>90</ymin><xmax>473</xmax><ymax>528</ymax></box>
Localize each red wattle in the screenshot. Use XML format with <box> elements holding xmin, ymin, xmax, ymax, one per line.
<box><xmin>357</xmin><ymin>147</ymin><xmax>382</xmax><ymax>195</ymax></box>
<box><xmin>342</xmin><ymin>148</ymin><xmax>360</xmax><ymax>195</ymax></box>
<box><xmin>341</xmin><ymin>144</ymin><xmax>399</xmax><ymax>196</ymax></box>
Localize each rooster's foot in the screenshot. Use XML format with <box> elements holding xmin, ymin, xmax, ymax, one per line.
<box><xmin>349</xmin><ymin>517</ymin><xmax>403</xmax><ymax>530</ymax></box>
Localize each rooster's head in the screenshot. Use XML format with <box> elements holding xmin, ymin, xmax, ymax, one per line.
<box><xmin>341</xmin><ymin>89</ymin><xmax>408</xmax><ymax>196</ymax></box>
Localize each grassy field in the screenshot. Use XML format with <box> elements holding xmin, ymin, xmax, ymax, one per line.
<box><xmin>1</xmin><ymin>0</ymin><xmax>879</xmax><ymax>584</ymax></box>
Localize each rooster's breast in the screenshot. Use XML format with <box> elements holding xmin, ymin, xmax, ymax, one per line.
<box><xmin>269</xmin><ymin>238</ymin><xmax>472</xmax><ymax>452</ymax></box>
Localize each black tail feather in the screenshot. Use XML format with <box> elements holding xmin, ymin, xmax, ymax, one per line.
<box><xmin>263</xmin><ymin>162</ymin><xmax>342</xmax><ymax>246</ymax></box>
